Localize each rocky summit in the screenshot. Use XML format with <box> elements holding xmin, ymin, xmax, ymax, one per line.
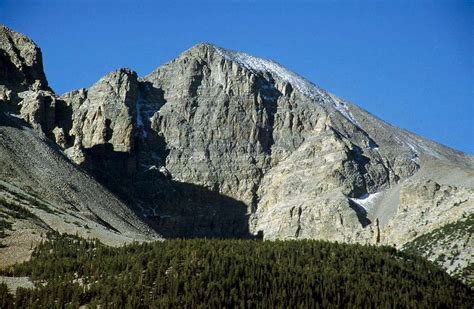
<box><xmin>0</xmin><ymin>26</ymin><xmax>472</xmax><ymax>283</ymax></box>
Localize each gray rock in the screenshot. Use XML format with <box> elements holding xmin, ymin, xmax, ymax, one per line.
<box><xmin>19</xmin><ymin>90</ymin><xmax>56</xmax><ymax>134</ymax></box>
<box><xmin>0</xmin><ymin>25</ymin><xmax>49</xmax><ymax>106</ymax></box>
<box><xmin>61</xmin><ymin>68</ymin><xmax>138</xmax><ymax>164</ymax></box>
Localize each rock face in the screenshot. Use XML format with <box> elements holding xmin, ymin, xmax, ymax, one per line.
<box><xmin>135</xmin><ymin>43</ymin><xmax>472</xmax><ymax>245</ymax></box>
<box><xmin>0</xmin><ymin>112</ymin><xmax>159</xmax><ymax>267</ymax></box>
<box><xmin>61</xmin><ymin>68</ymin><xmax>138</xmax><ymax>166</ymax></box>
<box><xmin>0</xmin><ymin>25</ymin><xmax>65</xmax><ymax>139</ymax></box>
<box><xmin>402</xmin><ymin>213</ymin><xmax>473</xmax><ymax>285</ymax></box>
<box><xmin>143</xmin><ymin>45</ymin><xmax>399</xmax><ymax>211</ymax></box>
<box><xmin>0</xmin><ymin>25</ymin><xmax>48</xmax><ymax>96</ymax></box>
<box><xmin>384</xmin><ymin>179</ymin><xmax>473</xmax><ymax>245</ymax></box>
<box><xmin>1</xmin><ymin>26</ymin><xmax>473</xmax><ymax>281</ymax></box>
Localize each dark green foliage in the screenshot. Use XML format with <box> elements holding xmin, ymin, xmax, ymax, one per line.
<box><xmin>0</xmin><ymin>217</ymin><xmax>12</xmax><ymax>238</ymax></box>
<box><xmin>0</xmin><ymin>197</ymin><xmax>36</xmax><ymax>220</ymax></box>
<box><xmin>30</xmin><ymin>200</ymin><xmax>56</xmax><ymax>215</ymax></box>
<box><xmin>0</xmin><ymin>283</ymin><xmax>14</xmax><ymax>309</ymax></box>
<box><xmin>459</xmin><ymin>264</ymin><xmax>474</xmax><ymax>287</ymax></box>
<box><xmin>403</xmin><ymin>214</ymin><xmax>474</xmax><ymax>287</ymax></box>
<box><xmin>0</xmin><ymin>196</ymin><xmax>35</xmax><ymax>247</ymax></box>
<box><xmin>0</xmin><ymin>183</ymin><xmax>56</xmax><ymax>215</ymax></box>
<box><xmin>404</xmin><ymin>214</ymin><xmax>474</xmax><ymax>256</ymax></box>
<box><xmin>0</xmin><ymin>217</ymin><xmax>10</xmax><ymax>247</ymax></box>
<box><xmin>1</xmin><ymin>236</ymin><xmax>473</xmax><ymax>308</ymax></box>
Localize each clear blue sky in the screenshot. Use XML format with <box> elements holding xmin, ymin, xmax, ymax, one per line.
<box><xmin>1</xmin><ymin>0</ymin><xmax>473</xmax><ymax>153</ymax></box>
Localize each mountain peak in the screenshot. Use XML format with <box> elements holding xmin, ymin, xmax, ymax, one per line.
<box><xmin>184</xmin><ymin>43</ymin><xmax>321</xmax><ymax>97</ymax></box>
<box><xmin>179</xmin><ymin>42</ymin><xmax>221</xmax><ymax>56</ymax></box>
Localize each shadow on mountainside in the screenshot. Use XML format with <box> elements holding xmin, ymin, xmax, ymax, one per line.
<box><xmin>144</xmin><ymin>179</ymin><xmax>257</xmax><ymax>239</ymax></box>
<box><xmin>0</xmin><ymin>111</ymin><xmax>21</xmax><ymax>128</ymax></box>
<box><xmin>80</xmin><ymin>143</ymin><xmax>258</xmax><ymax>239</ymax></box>
<box><xmin>348</xmin><ymin>200</ymin><xmax>372</xmax><ymax>228</ymax></box>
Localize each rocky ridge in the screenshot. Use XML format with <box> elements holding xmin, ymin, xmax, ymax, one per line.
<box><xmin>0</xmin><ymin>25</ymin><xmax>159</xmax><ymax>267</ymax></box>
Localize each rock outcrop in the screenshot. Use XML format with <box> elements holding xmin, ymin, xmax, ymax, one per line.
<box><xmin>0</xmin><ymin>25</ymin><xmax>67</xmax><ymax>139</ymax></box>
<box><xmin>0</xmin><ymin>25</ymin><xmax>48</xmax><ymax>97</ymax></box>
<box><xmin>61</xmin><ymin>68</ymin><xmax>138</xmax><ymax>167</ymax></box>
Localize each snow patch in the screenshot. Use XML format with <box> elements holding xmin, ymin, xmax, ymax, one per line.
<box><xmin>7</xmin><ymin>113</ymin><xmax>23</xmax><ymax>119</ymax></box>
<box><xmin>217</xmin><ymin>48</ymin><xmax>440</xmax><ymax>160</ymax></box>
<box><xmin>396</xmin><ymin>134</ymin><xmax>442</xmax><ymax>160</ymax></box>
<box><xmin>349</xmin><ymin>192</ymin><xmax>382</xmax><ymax>211</ymax></box>
<box><xmin>261</xmin><ymin>94</ymin><xmax>278</xmax><ymax>101</ymax></box>
<box><xmin>327</xmin><ymin>93</ymin><xmax>359</xmax><ymax>125</ymax></box>
<box><xmin>215</xmin><ymin>46</ymin><xmax>321</xmax><ymax>99</ymax></box>
<box><xmin>214</xmin><ymin>46</ymin><xmax>359</xmax><ymax>126</ymax></box>
<box><xmin>136</xmin><ymin>96</ymin><xmax>147</xmax><ymax>138</ymax></box>
<box><xmin>211</xmin><ymin>44</ymin><xmax>444</xmax><ymax>160</ymax></box>
<box><xmin>368</xmin><ymin>140</ymin><xmax>379</xmax><ymax>152</ymax></box>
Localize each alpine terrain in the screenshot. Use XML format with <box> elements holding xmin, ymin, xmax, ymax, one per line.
<box><xmin>0</xmin><ymin>25</ymin><xmax>473</xmax><ymax>285</ymax></box>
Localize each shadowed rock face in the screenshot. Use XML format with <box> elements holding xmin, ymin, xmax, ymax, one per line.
<box><xmin>0</xmin><ymin>25</ymin><xmax>57</xmax><ymax>136</ymax></box>
<box><xmin>1</xmin><ymin>26</ymin><xmax>473</xmax><ymax>280</ymax></box>
<box><xmin>0</xmin><ymin>25</ymin><xmax>48</xmax><ymax>95</ymax></box>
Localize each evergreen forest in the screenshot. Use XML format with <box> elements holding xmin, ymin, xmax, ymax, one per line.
<box><xmin>1</xmin><ymin>234</ymin><xmax>473</xmax><ymax>308</ymax></box>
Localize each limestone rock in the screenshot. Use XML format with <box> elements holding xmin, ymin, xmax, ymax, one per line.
<box><xmin>19</xmin><ymin>90</ymin><xmax>56</xmax><ymax>134</ymax></box>
<box><xmin>66</xmin><ymin>42</ymin><xmax>472</xmax><ymax>248</ymax></box>
<box><xmin>139</xmin><ymin>44</ymin><xmax>428</xmax><ymax>241</ymax></box>
<box><xmin>0</xmin><ymin>25</ymin><xmax>62</xmax><ymax>139</ymax></box>
<box><xmin>61</xmin><ymin>68</ymin><xmax>138</xmax><ymax>164</ymax></box>
<box><xmin>382</xmin><ymin>179</ymin><xmax>473</xmax><ymax>245</ymax></box>
<box><xmin>0</xmin><ymin>25</ymin><xmax>49</xmax><ymax>105</ymax></box>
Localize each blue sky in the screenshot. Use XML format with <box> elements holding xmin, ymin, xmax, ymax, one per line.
<box><xmin>1</xmin><ymin>0</ymin><xmax>473</xmax><ymax>153</ymax></box>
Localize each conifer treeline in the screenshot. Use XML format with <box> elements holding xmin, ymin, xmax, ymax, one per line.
<box><xmin>1</xmin><ymin>235</ymin><xmax>473</xmax><ymax>308</ymax></box>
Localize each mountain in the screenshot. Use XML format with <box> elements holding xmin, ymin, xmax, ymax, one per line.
<box><xmin>0</xmin><ymin>25</ymin><xmax>472</xmax><ymax>283</ymax></box>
